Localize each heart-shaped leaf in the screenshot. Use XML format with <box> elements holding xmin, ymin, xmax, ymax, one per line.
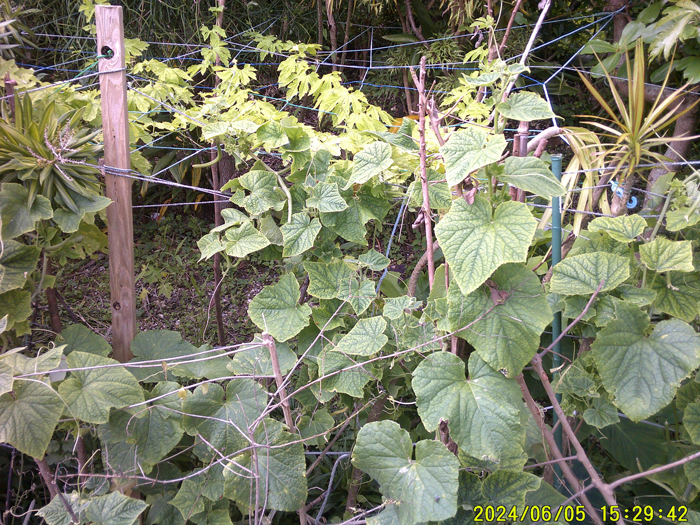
<box><xmin>448</xmin><ymin>264</ymin><xmax>551</xmax><ymax>376</ymax></box>
<box><xmin>59</xmin><ymin>352</ymin><xmax>144</xmax><ymax>424</ymax></box>
<box><xmin>435</xmin><ymin>197</ymin><xmax>536</xmax><ymax>296</ymax></box>
<box><xmin>550</xmin><ymin>252</ymin><xmax>630</xmax><ymax>295</ymax></box>
<box><xmin>440</xmin><ymin>128</ymin><xmax>507</xmax><ymax>186</ymax></box>
<box><xmin>332</xmin><ymin>316</ymin><xmax>387</xmax><ymax>356</ymax></box>
<box><xmin>501</xmin><ymin>156</ymin><xmax>565</xmax><ymax>198</ymax></box>
<box><xmin>248</xmin><ymin>274</ymin><xmax>312</xmax><ymax>341</ymax></box>
<box><xmin>343</xmin><ymin>141</ymin><xmax>393</xmax><ymax>189</ymax></box>
<box><xmin>588</xmin><ymin>215</ymin><xmax>647</xmax><ymax>243</ymax></box>
<box><xmin>591</xmin><ymin>304</ymin><xmax>700</xmax><ymax>421</ymax></box>
<box><xmin>639</xmin><ymin>238</ymin><xmax>694</xmax><ymax>272</ymax></box>
<box><xmin>281</xmin><ymin>213</ymin><xmax>322</xmax><ymax>257</ymax></box>
<box><xmin>352</xmin><ymin>420</ymin><xmax>459</xmax><ymax>525</ymax></box>
<box><xmin>413</xmin><ymin>352</ymin><xmax>526</xmax><ymax>465</ymax></box>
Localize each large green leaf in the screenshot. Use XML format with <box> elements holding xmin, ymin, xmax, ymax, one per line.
<box><xmin>318</xmin><ymin>348</ymin><xmax>373</xmax><ymax>397</ymax></box>
<box><xmin>52</xmin><ymin>193</ymin><xmax>111</xmax><ymax>234</ymax></box>
<box><xmin>447</xmin><ymin>264</ymin><xmax>551</xmax><ymax>376</ymax></box>
<box><xmin>146</xmin><ymin>498</ymin><xmax>185</xmax><ymax>525</ymax></box>
<box><xmin>358</xmin><ymin>249</ymin><xmax>391</xmax><ymax>271</ymax></box>
<box><xmin>247</xmin><ymin>274</ymin><xmax>311</xmax><ymax>341</ymax></box>
<box><xmin>224</xmin><ymin>221</ymin><xmax>270</xmax><ymax>258</ymax></box>
<box><xmin>651</xmin><ymin>272</ymin><xmax>700</xmax><ymax>322</ymax></box>
<box><xmin>333</xmin><ymin>316</ymin><xmax>387</xmax><ymax>356</ymax></box>
<box><xmin>440</xmin><ymin>128</ymin><xmax>507</xmax><ymax>186</ymax></box>
<box><xmin>582</xmin><ymin>397</ymin><xmax>620</xmax><ymax>428</ymax></box>
<box><xmin>0</xmin><ymin>362</ymin><xmax>12</xmax><ymax>396</ymax></box>
<box><xmin>170</xmin><ymin>467</ymin><xmax>225</xmax><ymax>520</ymax></box>
<box><xmin>57</xmin><ymin>324</ymin><xmax>111</xmax><ymax>357</ymax></box>
<box><xmin>197</xmin><ymin>232</ymin><xmax>224</xmax><ymax>261</ymax></box>
<box><xmin>666</xmin><ymin>208</ymin><xmax>700</xmax><ymax>232</ymax></box>
<box><xmin>182</xmin><ymin>379</ymin><xmax>266</xmax><ymax>458</ymax></box>
<box><xmin>59</xmin><ymin>352</ymin><xmax>144</xmax><ymax>424</ymax></box>
<box><xmin>238</xmin><ymin>170</ymin><xmax>283</xmax><ymax>215</ymax></box>
<box><xmin>0</xmin><ymin>289</ymin><xmax>31</xmax><ymax>332</ymax></box>
<box><xmin>320</xmin><ymin>192</ymin><xmax>389</xmax><ymax>246</ymax></box>
<box><xmin>685</xmin><ymin>402</ymin><xmax>700</xmax><ymax>445</ymax></box>
<box><xmin>391</xmin><ymin>311</ymin><xmax>441</xmax><ymax>353</ymax></box>
<box><xmin>0</xmin><ymin>183</ymin><xmax>52</xmax><ymax>239</ymax></box>
<box><xmin>591</xmin><ymin>304</ymin><xmax>700</xmax><ymax>421</ymax></box>
<box><xmin>412</xmin><ymin>352</ymin><xmax>526</xmax><ymax>465</ymax></box>
<box><xmin>383</xmin><ymin>295</ymin><xmax>421</xmax><ymax>320</ymax></box>
<box><xmin>343</xmin><ymin>141</ymin><xmax>393</xmax><ymax>189</ymax></box>
<box><xmin>281</xmin><ymin>126</ymin><xmax>311</xmax><ymax>152</ymax></box>
<box><xmin>588</xmin><ymin>215</ymin><xmax>647</xmax><ymax>243</ymax></box>
<box><xmin>172</xmin><ymin>345</ymin><xmax>232</xmax><ymax>380</ymax></box>
<box><xmin>306</xmin><ymin>182</ymin><xmax>348</xmax><ymax>212</ymax></box>
<box><xmin>37</xmin><ymin>492</ymin><xmax>90</xmax><ymax>525</ymax></box>
<box><xmin>223</xmin><ymin>418</ymin><xmax>307</xmax><ymax>512</ymax></box>
<box><xmin>127</xmin><ymin>382</ymin><xmax>184</xmax><ymax>469</ymax></box>
<box><xmin>128</xmin><ymin>330</ymin><xmax>199</xmax><ymax>383</ymax></box>
<box><xmin>497</xmin><ymin>92</ymin><xmax>555</xmax><ymax>121</ymax></box>
<box><xmin>500</xmin><ymin>157</ymin><xmax>566</xmax><ymax>198</ymax></box>
<box><xmin>336</xmin><ymin>276</ymin><xmax>376</xmax><ymax>315</ymax></box>
<box><xmin>598</xmin><ymin>416</ymin><xmax>667</xmax><ymax>471</ymax></box>
<box><xmin>304</xmin><ymin>259</ymin><xmax>354</xmax><ymax>300</ymax></box>
<box><xmin>85</xmin><ymin>492</ymin><xmax>148</xmax><ymax>525</ymax></box>
<box><xmin>0</xmin><ymin>379</ymin><xmax>62</xmax><ymax>457</ymax></box>
<box><xmin>259</xmin><ymin>214</ymin><xmax>284</xmax><ymax>245</ymax></box>
<box><xmin>435</xmin><ymin>197</ymin><xmax>536</xmax><ymax>296</ymax></box>
<box><xmin>1</xmin><ymin>346</ymin><xmax>63</xmax><ymax>375</ymax></box>
<box><xmin>550</xmin><ymin>252</ymin><xmax>630</xmax><ymax>295</ymax></box>
<box><xmin>298</xmin><ymin>408</ymin><xmax>335</xmax><ymax>448</ymax></box>
<box><xmin>227</xmin><ymin>337</ymin><xmax>296</xmax><ymax>376</ymax></box>
<box><xmin>481</xmin><ymin>470</ymin><xmax>541</xmax><ymax>508</ymax></box>
<box><xmin>408</xmin><ymin>169</ymin><xmax>452</xmax><ymax>210</ymax></box>
<box><xmin>257</xmin><ymin>121</ymin><xmax>288</xmax><ymax>148</ymax></box>
<box><xmin>352</xmin><ymin>420</ymin><xmax>459</xmax><ymax>525</ymax></box>
<box><xmin>639</xmin><ymin>238</ymin><xmax>694</xmax><ymax>272</ymax></box>
<box><xmin>320</xmin><ymin>199</ymin><xmax>367</xmax><ymax>244</ymax></box>
<box><xmin>281</xmin><ymin>213</ymin><xmax>322</xmax><ymax>257</ymax></box>
<box><xmin>0</xmin><ymin>240</ymin><xmax>40</xmax><ymax>294</ymax></box>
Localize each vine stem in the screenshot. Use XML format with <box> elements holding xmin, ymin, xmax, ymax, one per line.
<box><xmin>497</xmin><ymin>0</ymin><xmax>526</xmax><ymax>56</ymax></box>
<box><xmin>560</xmin><ymin>449</ymin><xmax>700</xmax><ymax>510</ymax></box>
<box><xmin>515</xmin><ymin>376</ymin><xmax>603</xmax><ymax>525</ymax></box>
<box><xmin>262</xmin><ymin>333</ymin><xmax>295</xmax><ymax>432</ymax></box>
<box><xmin>262</xmin><ymin>332</ymin><xmax>308</xmax><ymax>525</ymax></box>
<box><xmin>276</xmin><ymin>172</ymin><xmax>294</xmax><ymax>224</ymax></box>
<box><xmin>530</xmin><ymin>353</ymin><xmax>623</xmax><ymax>525</ymax></box>
<box><xmin>502</xmin><ymin>0</ymin><xmax>551</xmax><ymax>102</ymax></box>
<box><xmin>411</xmin><ymin>56</ymin><xmax>435</xmax><ymax>290</ymax></box>
<box><xmin>537</xmin><ymin>280</ymin><xmax>604</xmax><ymax>360</ymax></box>
<box><xmin>35</xmin><ymin>457</ymin><xmax>80</xmax><ymax>524</ymax></box>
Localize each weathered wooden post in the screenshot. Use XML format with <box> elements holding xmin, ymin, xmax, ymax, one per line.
<box><xmin>96</xmin><ymin>5</ymin><xmax>136</xmax><ymax>362</ymax></box>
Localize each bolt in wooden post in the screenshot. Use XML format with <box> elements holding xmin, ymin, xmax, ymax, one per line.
<box><xmin>96</xmin><ymin>5</ymin><xmax>136</xmax><ymax>362</ymax></box>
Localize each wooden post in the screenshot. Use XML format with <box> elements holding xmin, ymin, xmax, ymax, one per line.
<box><xmin>96</xmin><ymin>5</ymin><xmax>136</xmax><ymax>362</ymax></box>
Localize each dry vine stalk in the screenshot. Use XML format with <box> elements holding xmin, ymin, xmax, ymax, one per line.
<box><xmin>410</xmin><ymin>55</ymin><xmax>436</xmax><ymax>290</ymax></box>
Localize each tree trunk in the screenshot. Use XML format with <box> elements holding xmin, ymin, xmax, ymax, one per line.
<box><xmin>326</xmin><ymin>0</ymin><xmax>338</xmax><ymax>71</ymax></box>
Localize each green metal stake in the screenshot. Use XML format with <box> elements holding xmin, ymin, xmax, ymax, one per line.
<box><xmin>551</xmin><ymin>154</ymin><xmax>563</xmax><ymax>489</ymax></box>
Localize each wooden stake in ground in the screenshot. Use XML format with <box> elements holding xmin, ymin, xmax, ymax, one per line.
<box><xmin>96</xmin><ymin>5</ymin><xmax>136</xmax><ymax>362</ymax></box>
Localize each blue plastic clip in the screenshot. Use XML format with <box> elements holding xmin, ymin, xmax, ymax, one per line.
<box><xmin>609</xmin><ymin>179</ymin><xmax>638</xmax><ymax>209</ymax></box>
